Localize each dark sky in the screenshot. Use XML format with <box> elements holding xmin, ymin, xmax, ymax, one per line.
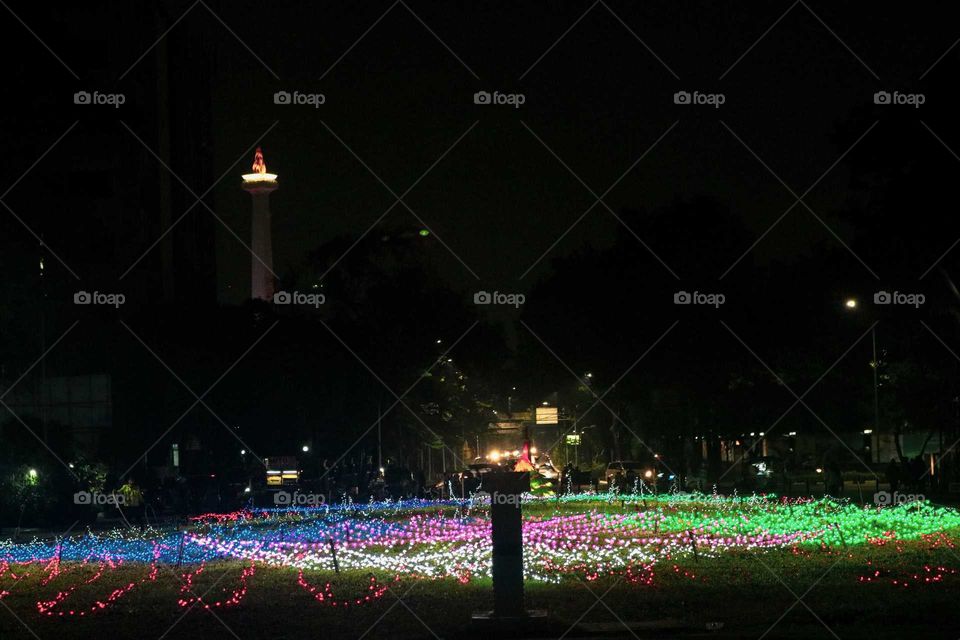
<box><xmin>3</xmin><ymin>0</ymin><xmax>960</xmax><ymax>476</ymax></box>
<box><xmin>205</xmin><ymin>2</ymin><xmax>957</xmax><ymax>298</ymax></box>
<box><xmin>204</xmin><ymin>3</ymin><xmax>953</xmax><ymax>287</ymax></box>
<box><xmin>3</xmin><ymin>2</ymin><xmax>959</xmax><ymax>299</ymax></box>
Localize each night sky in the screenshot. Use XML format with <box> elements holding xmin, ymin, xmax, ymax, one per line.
<box><xmin>4</xmin><ymin>2</ymin><xmax>958</xmax><ymax>298</ymax></box>
<box><xmin>3</xmin><ymin>1</ymin><xmax>960</xmax><ymax>470</ymax></box>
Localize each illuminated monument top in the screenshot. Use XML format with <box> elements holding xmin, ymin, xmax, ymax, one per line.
<box><xmin>242</xmin><ymin>147</ymin><xmax>278</xmax><ymax>184</ymax></box>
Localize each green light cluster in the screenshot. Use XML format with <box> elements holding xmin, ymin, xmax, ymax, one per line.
<box><xmin>553</xmin><ymin>493</ymin><xmax>960</xmax><ymax>546</ymax></box>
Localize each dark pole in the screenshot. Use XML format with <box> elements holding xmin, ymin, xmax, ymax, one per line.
<box><xmin>473</xmin><ymin>471</ymin><xmax>541</xmax><ymax>626</ymax></box>
<box><xmin>490</xmin><ymin>473</ymin><xmax>527</xmax><ymax>617</ymax></box>
<box><xmin>872</xmin><ymin>326</ymin><xmax>880</xmax><ymax>464</ymax></box>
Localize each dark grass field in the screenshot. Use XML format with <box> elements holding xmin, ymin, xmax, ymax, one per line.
<box><xmin>3</xmin><ymin>539</ymin><xmax>960</xmax><ymax>640</ymax></box>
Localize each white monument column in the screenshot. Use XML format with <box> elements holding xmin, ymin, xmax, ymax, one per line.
<box><xmin>242</xmin><ymin>147</ymin><xmax>278</xmax><ymax>301</ymax></box>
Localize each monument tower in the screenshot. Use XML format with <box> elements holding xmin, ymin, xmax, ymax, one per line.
<box><xmin>242</xmin><ymin>147</ymin><xmax>278</xmax><ymax>301</ymax></box>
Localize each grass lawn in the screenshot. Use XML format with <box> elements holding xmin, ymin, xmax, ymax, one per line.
<box><xmin>3</xmin><ymin>495</ymin><xmax>960</xmax><ymax>639</ymax></box>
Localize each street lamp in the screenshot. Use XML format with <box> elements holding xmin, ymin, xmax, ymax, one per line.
<box><xmin>302</xmin><ymin>445</ymin><xmax>310</xmax><ymax>453</ymax></box>
<box><xmin>844</xmin><ymin>298</ymin><xmax>880</xmax><ymax>462</ymax></box>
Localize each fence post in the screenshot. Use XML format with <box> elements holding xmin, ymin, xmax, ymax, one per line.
<box><xmin>176</xmin><ymin>530</ymin><xmax>186</xmax><ymax>569</ymax></box>
<box><xmin>328</xmin><ymin>537</ymin><xmax>340</xmax><ymax>574</ymax></box>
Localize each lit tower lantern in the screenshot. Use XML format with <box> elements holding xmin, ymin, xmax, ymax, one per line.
<box><xmin>242</xmin><ymin>147</ymin><xmax>278</xmax><ymax>301</ymax></box>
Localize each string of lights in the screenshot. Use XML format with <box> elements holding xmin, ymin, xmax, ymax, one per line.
<box><xmin>2</xmin><ymin>493</ymin><xmax>959</xmax><ymax>617</ymax></box>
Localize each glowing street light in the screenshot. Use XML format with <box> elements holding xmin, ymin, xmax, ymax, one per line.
<box><xmin>302</xmin><ymin>445</ymin><xmax>310</xmax><ymax>453</ymax></box>
<box><xmin>843</xmin><ymin>296</ymin><xmax>880</xmax><ymax>461</ymax></box>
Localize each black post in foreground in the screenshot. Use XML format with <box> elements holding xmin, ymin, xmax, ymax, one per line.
<box><xmin>472</xmin><ymin>471</ymin><xmax>549</xmax><ymax>632</ymax></box>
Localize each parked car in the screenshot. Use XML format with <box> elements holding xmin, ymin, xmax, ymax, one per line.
<box><xmin>536</xmin><ymin>455</ymin><xmax>559</xmax><ymax>480</ymax></box>
<box><xmin>603</xmin><ymin>461</ymin><xmax>647</xmax><ymax>487</ymax></box>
